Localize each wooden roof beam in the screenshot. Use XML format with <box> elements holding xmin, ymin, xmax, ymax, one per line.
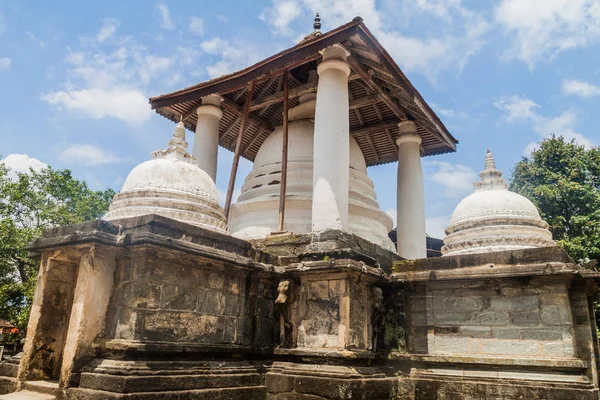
<box><xmin>350</xmin><ymin>119</ymin><xmax>399</xmax><ymax>137</ymax></box>
<box><xmin>345</xmin><ymin>55</ymin><xmax>407</xmax><ymax>121</ymax></box>
<box><xmin>249</xmin><ymin>73</ymin><xmax>361</xmax><ymax>112</ymax></box>
<box><xmin>349</xmin><ymin>94</ymin><xmax>380</xmax><ymax>111</ymax></box>
<box><xmin>222</xmin><ymin>98</ymin><xmax>272</xmax><ymax>133</ymax></box>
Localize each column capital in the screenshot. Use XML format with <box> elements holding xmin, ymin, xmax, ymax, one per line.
<box><xmin>196</xmin><ymin>104</ymin><xmax>223</xmax><ymax>119</ymax></box>
<box><xmin>201</xmin><ymin>94</ymin><xmax>222</xmax><ymax>106</ymax></box>
<box><xmin>396</xmin><ymin>121</ymin><xmax>421</xmax><ymax>146</ymax></box>
<box><xmin>320</xmin><ymin>43</ymin><xmax>350</xmax><ymax>62</ymax></box>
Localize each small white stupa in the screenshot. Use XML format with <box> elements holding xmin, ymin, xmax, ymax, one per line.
<box><xmin>442</xmin><ymin>150</ymin><xmax>555</xmax><ymax>256</ymax></box>
<box><xmin>104</xmin><ymin>120</ymin><xmax>228</xmax><ymax>234</ymax></box>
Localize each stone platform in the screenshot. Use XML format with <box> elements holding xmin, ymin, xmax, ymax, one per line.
<box><xmin>0</xmin><ymin>215</ymin><xmax>598</xmax><ymax>399</ymax></box>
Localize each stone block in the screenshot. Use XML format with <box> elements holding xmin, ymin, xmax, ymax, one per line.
<box><xmin>543</xmin><ymin>341</ymin><xmax>575</xmax><ymax>357</ymax></box>
<box><xmin>433</xmin><ymin>312</ymin><xmax>473</xmax><ymax>325</ymax></box>
<box><xmin>410</xmin><ymin>298</ymin><xmax>426</xmax><ymax>312</ymax></box>
<box><xmin>540</xmin><ymin>305</ymin><xmax>571</xmax><ymax>325</ymax></box>
<box><xmin>491</xmin><ymin>327</ymin><xmax>520</xmax><ymax>340</ymax></box>
<box><xmin>519</xmin><ymin>327</ymin><xmax>565</xmax><ymax>341</ymax></box>
<box><xmin>459</xmin><ymin>326</ymin><xmax>491</xmax><ymax>338</ymax></box>
<box><xmin>208</xmin><ymin>271</ymin><xmax>225</xmax><ymax>289</ymax></box>
<box><xmin>480</xmin><ymin>340</ymin><xmax>542</xmax><ymax>356</ymax></box>
<box><xmin>433</xmin><ymin>297</ymin><xmax>484</xmax><ymax>312</ymax></box>
<box><xmin>160</xmin><ymin>285</ymin><xmax>197</xmax><ymax>310</ymax></box>
<box><xmin>198</xmin><ymin>290</ymin><xmax>226</xmax><ymax>315</ymax></box>
<box><xmin>434</xmin><ymin>336</ymin><xmax>469</xmax><ymax>354</ymax></box>
<box><xmin>266</xmin><ymin>373</ymin><xmax>295</xmax><ymax>394</ymax></box>
<box><xmin>489</xmin><ymin>295</ymin><xmax>538</xmax><ymax>312</ymax></box>
<box><xmin>121</xmin><ymin>281</ymin><xmax>161</xmax><ymax>309</ymax></box>
<box><xmin>411</xmin><ymin>312</ymin><xmax>427</xmax><ymax>326</ymax></box>
<box><xmin>510</xmin><ymin>311</ymin><xmax>540</xmax><ymax>326</ymax></box>
<box><xmin>470</xmin><ymin>311</ymin><xmax>509</xmax><ymax>326</ymax></box>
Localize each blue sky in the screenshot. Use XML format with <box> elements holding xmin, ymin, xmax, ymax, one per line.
<box><xmin>1</xmin><ymin>0</ymin><xmax>599</xmax><ymax>238</ymax></box>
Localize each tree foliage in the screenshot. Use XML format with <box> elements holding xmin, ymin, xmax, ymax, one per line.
<box><xmin>510</xmin><ymin>136</ymin><xmax>600</xmax><ymax>264</ymax></box>
<box><xmin>0</xmin><ymin>158</ymin><xmax>115</xmax><ymax>329</ymax></box>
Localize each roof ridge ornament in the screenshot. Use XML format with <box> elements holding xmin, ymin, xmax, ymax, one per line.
<box><xmin>314</xmin><ymin>13</ymin><xmax>321</xmax><ymax>31</ymax></box>
<box><xmin>474</xmin><ymin>149</ymin><xmax>507</xmax><ymax>191</ymax></box>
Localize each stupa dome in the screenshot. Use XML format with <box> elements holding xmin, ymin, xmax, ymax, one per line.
<box><xmin>104</xmin><ymin>121</ymin><xmax>227</xmax><ymax>233</ymax></box>
<box><xmin>228</xmin><ymin>89</ymin><xmax>395</xmax><ymax>251</ymax></box>
<box><xmin>442</xmin><ymin>150</ymin><xmax>555</xmax><ymax>256</ymax></box>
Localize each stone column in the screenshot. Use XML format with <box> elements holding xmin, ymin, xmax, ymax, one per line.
<box><xmin>312</xmin><ymin>44</ymin><xmax>351</xmax><ymax>232</ymax></box>
<box><xmin>396</xmin><ymin>121</ymin><xmax>426</xmax><ymax>259</ymax></box>
<box><xmin>192</xmin><ymin>94</ymin><xmax>222</xmax><ymax>182</ymax></box>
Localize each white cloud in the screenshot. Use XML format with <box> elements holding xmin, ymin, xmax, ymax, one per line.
<box><xmin>97</xmin><ymin>19</ymin><xmax>119</xmax><ymax>42</ymax></box>
<box><xmin>156</xmin><ymin>4</ymin><xmax>174</xmax><ymax>30</ymax></box>
<box><xmin>0</xmin><ymin>57</ymin><xmax>10</xmax><ymax>71</ymax></box>
<box><xmin>59</xmin><ymin>144</ymin><xmax>119</xmax><ymax>166</ymax></box>
<box><xmin>189</xmin><ymin>17</ymin><xmax>205</xmax><ymax>36</ymax></box>
<box><xmin>495</xmin><ymin>0</ymin><xmax>600</xmax><ymax>67</ymax></box>
<box><xmin>426</xmin><ymin>215</ymin><xmax>450</xmax><ymax>239</ymax></box>
<box><xmin>42</xmin><ymin>88</ymin><xmax>151</xmax><ymax>125</ymax></box>
<box><xmin>200</xmin><ymin>37</ymin><xmax>267</xmax><ymax>78</ymax></box>
<box><xmin>426</xmin><ymin>161</ymin><xmax>477</xmax><ymax>197</ymax></box>
<box><xmin>495</xmin><ymin>95</ymin><xmax>594</xmax><ymax>150</ymax></box>
<box><xmin>259</xmin><ymin>0</ymin><xmax>490</xmax><ymax>79</ymax></box>
<box><xmin>41</xmin><ymin>20</ymin><xmax>188</xmax><ymax>125</ymax></box>
<box><xmin>493</xmin><ymin>95</ymin><xmax>539</xmax><ymax>122</ymax></box>
<box><xmin>260</xmin><ymin>0</ymin><xmax>302</xmax><ymax>35</ymax></box>
<box><xmin>25</xmin><ymin>31</ymin><xmax>45</xmax><ymax>47</ymax></box>
<box><xmin>562</xmin><ymin>79</ymin><xmax>600</xmax><ymax>98</ymax></box>
<box><xmin>1</xmin><ymin>154</ymin><xmax>47</xmax><ymax>180</ymax></box>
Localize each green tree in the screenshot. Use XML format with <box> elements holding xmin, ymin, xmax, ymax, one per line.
<box><xmin>510</xmin><ymin>136</ymin><xmax>600</xmax><ymax>264</ymax></box>
<box><xmin>0</xmin><ymin>158</ymin><xmax>115</xmax><ymax>329</ymax></box>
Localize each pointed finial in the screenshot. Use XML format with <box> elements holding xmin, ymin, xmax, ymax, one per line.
<box><xmin>484</xmin><ymin>148</ymin><xmax>497</xmax><ymax>171</ymax></box>
<box><xmin>314</xmin><ymin>13</ymin><xmax>321</xmax><ymax>31</ymax></box>
<box><xmin>168</xmin><ymin>120</ymin><xmax>188</xmax><ymax>150</ymax></box>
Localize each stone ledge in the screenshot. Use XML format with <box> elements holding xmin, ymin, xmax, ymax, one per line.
<box><xmin>390</xmin><ymin>246</ymin><xmax>600</xmax><ymax>282</ymax></box>
<box><xmin>94</xmin><ymin>339</ymin><xmax>274</xmax><ymax>356</ymax></box>
<box><xmin>251</xmin><ymin>229</ymin><xmax>400</xmax><ymax>270</ymax></box>
<box><xmin>388</xmin><ymin>353</ymin><xmax>587</xmax><ymax>370</ymax></box>
<box><xmin>28</xmin><ymin>215</ymin><xmax>273</xmax><ymax>272</ymax></box>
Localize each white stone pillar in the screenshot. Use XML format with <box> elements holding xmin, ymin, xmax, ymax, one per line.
<box><xmin>396</xmin><ymin>121</ymin><xmax>426</xmax><ymax>259</ymax></box>
<box><xmin>312</xmin><ymin>44</ymin><xmax>351</xmax><ymax>232</ymax></box>
<box><xmin>192</xmin><ymin>94</ymin><xmax>222</xmax><ymax>182</ymax></box>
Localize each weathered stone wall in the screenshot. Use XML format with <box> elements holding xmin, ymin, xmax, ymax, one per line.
<box><xmin>19</xmin><ymin>254</ymin><xmax>78</xmax><ymax>381</ymax></box>
<box><xmin>296</xmin><ymin>274</ymin><xmax>373</xmax><ymax>350</ymax></box>
<box><xmin>105</xmin><ymin>245</ymin><xmax>275</xmax><ymax>346</ymax></box>
<box><xmin>408</xmin><ymin>277</ymin><xmax>576</xmax><ymax>358</ymax></box>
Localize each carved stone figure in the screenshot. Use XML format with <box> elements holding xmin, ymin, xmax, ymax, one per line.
<box><xmin>275</xmin><ymin>280</ymin><xmax>294</xmax><ymax>347</ymax></box>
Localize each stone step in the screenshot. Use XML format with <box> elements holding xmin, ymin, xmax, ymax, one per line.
<box><xmin>0</xmin><ymin>391</ymin><xmax>54</xmax><ymax>400</ymax></box>
<box><xmin>79</xmin><ymin>372</ymin><xmax>262</xmax><ymax>393</ymax></box>
<box><xmin>66</xmin><ymin>386</ymin><xmax>265</xmax><ymax>400</ymax></box>
<box><xmin>21</xmin><ymin>382</ymin><xmax>58</xmax><ymax>397</ymax></box>
<box><xmin>0</xmin><ymin>364</ymin><xmax>18</xmax><ymax>378</ymax></box>
<box><xmin>0</xmin><ymin>377</ymin><xmax>17</xmax><ymax>395</ymax></box>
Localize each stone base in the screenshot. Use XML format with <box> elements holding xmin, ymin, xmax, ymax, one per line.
<box><xmin>61</xmin><ymin>358</ymin><xmax>266</xmax><ymax>400</ymax></box>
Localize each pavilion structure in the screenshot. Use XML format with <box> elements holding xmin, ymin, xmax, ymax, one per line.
<box><xmin>1</xmin><ymin>15</ymin><xmax>599</xmax><ymax>400</ymax></box>
<box><xmin>149</xmin><ymin>15</ymin><xmax>457</xmax><ymax>259</ymax></box>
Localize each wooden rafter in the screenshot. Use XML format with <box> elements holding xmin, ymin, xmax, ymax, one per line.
<box><xmin>222</xmin><ymin>98</ymin><xmax>271</xmax><ymax>133</ymax></box>
<box><xmin>350</xmin><ymin>119</ymin><xmax>399</xmax><ymax>137</ymax></box>
<box><xmin>345</xmin><ymin>55</ymin><xmax>407</xmax><ymax>121</ymax></box>
<box><xmin>220</xmin><ymin>116</ymin><xmax>240</xmax><ymax>139</ymax></box>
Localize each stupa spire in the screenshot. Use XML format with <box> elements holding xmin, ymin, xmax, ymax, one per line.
<box><xmin>152</xmin><ymin>121</ymin><xmax>195</xmax><ymax>163</ymax></box>
<box><xmin>168</xmin><ymin>120</ymin><xmax>188</xmax><ymax>150</ymax></box>
<box><xmin>474</xmin><ymin>149</ymin><xmax>507</xmax><ymax>191</ymax></box>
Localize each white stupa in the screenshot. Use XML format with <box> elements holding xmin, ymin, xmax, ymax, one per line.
<box><xmin>442</xmin><ymin>150</ymin><xmax>555</xmax><ymax>256</ymax></box>
<box><xmin>228</xmin><ymin>76</ymin><xmax>395</xmax><ymax>251</ymax></box>
<box><xmin>104</xmin><ymin>121</ymin><xmax>228</xmax><ymax>234</ymax></box>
